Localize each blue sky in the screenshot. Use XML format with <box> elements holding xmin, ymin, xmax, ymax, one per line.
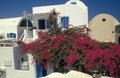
<box><xmin>0</xmin><ymin>0</ymin><xmax>120</xmax><ymax>22</ymax></box>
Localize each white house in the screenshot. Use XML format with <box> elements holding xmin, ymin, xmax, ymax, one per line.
<box><xmin>0</xmin><ymin>16</ymin><xmax>36</xmax><ymax>78</ymax></box>
<box><xmin>0</xmin><ymin>17</ymin><xmax>33</xmax><ymax>41</ymax></box>
<box><xmin>32</xmin><ymin>0</ymin><xmax>88</xmax><ymax>35</ymax></box>
<box><xmin>33</xmin><ymin>0</ymin><xmax>88</xmax><ymax>27</ymax></box>
<box><xmin>0</xmin><ymin>0</ymin><xmax>88</xmax><ymax>78</ymax></box>
<box><xmin>0</xmin><ymin>16</ymin><xmax>35</xmax><ymax>78</ymax></box>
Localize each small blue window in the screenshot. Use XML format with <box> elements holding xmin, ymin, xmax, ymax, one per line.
<box><xmin>61</xmin><ymin>16</ymin><xmax>69</xmax><ymax>28</ymax></box>
<box><xmin>7</xmin><ymin>33</ymin><xmax>16</xmax><ymax>38</ymax></box>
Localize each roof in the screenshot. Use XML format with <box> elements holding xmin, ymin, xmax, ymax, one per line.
<box><xmin>33</xmin><ymin>4</ymin><xmax>64</xmax><ymax>14</ymax></box>
<box><xmin>0</xmin><ymin>17</ymin><xmax>24</xmax><ymax>27</ymax></box>
<box><xmin>89</xmin><ymin>13</ymin><xmax>119</xmax><ymax>25</ymax></box>
<box><xmin>33</xmin><ymin>0</ymin><xmax>87</xmax><ymax>14</ymax></box>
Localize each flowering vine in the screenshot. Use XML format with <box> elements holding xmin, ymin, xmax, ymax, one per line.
<box><xmin>16</xmin><ymin>9</ymin><xmax>120</xmax><ymax>77</ymax></box>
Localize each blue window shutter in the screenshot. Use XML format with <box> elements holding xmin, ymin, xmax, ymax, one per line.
<box><xmin>46</xmin><ymin>23</ymin><xmax>49</xmax><ymax>29</ymax></box>
<box><xmin>13</xmin><ymin>33</ymin><xmax>16</xmax><ymax>38</ymax></box>
<box><xmin>61</xmin><ymin>16</ymin><xmax>69</xmax><ymax>28</ymax></box>
<box><xmin>46</xmin><ymin>19</ymin><xmax>50</xmax><ymax>29</ymax></box>
<box><xmin>61</xmin><ymin>17</ymin><xmax>65</xmax><ymax>28</ymax></box>
<box><xmin>65</xmin><ymin>17</ymin><xmax>69</xmax><ymax>28</ymax></box>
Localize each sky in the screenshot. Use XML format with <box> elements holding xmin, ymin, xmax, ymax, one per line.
<box><xmin>0</xmin><ymin>0</ymin><xmax>120</xmax><ymax>22</ymax></box>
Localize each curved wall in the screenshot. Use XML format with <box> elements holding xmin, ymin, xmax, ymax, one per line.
<box><xmin>89</xmin><ymin>13</ymin><xmax>119</xmax><ymax>42</ymax></box>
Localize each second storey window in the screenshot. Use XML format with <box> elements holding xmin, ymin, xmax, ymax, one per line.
<box><xmin>38</xmin><ymin>19</ymin><xmax>51</xmax><ymax>29</ymax></box>
<box><xmin>38</xmin><ymin>19</ymin><xmax>45</xmax><ymax>29</ymax></box>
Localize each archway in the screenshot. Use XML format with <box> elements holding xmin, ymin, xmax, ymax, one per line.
<box><xmin>17</xmin><ymin>18</ymin><xmax>33</xmax><ymax>40</ymax></box>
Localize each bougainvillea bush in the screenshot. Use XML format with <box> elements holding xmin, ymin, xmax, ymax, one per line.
<box><xmin>85</xmin><ymin>42</ymin><xmax>120</xmax><ymax>77</ymax></box>
<box><xmin>17</xmin><ymin>25</ymin><xmax>91</xmax><ymax>72</ymax></box>
<box><xmin>17</xmin><ymin>9</ymin><xmax>120</xmax><ymax>77</ymax></box>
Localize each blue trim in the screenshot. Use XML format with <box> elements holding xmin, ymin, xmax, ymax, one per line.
<box><xmin>46</xmin><ymin>19</ymin><xmax>50</xmax><ymax>29</ymax></box>
<box><xmin>7</xmin><ymin>33</ymin><xmax>16</xmax><ymax>38</ymax></box>
<box><xmin>13</xmin><ymin>33</ymin><xmax>16</xmax><ymax>38</ymax></box>
<box><xmin>36</xmin><ymin>64</ymin><xmax>42</xmax><ymax>78</ymax></box>
<box><xmin>61</xmin><ymin>16</ymin><xmax>69</xmax><ymax>28</ymax></box>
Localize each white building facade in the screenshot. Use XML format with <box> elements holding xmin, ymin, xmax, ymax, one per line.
<box><xmin>0</xmin><ymin>44</ymin><xmax>36</xmax><ymax>78</ymax></box>
<box><xmin>32</xmin><ymin>0</ymin><xmax>88</xmax><ymax>30</ymax></box>
<box><xmin>0</xmin><ymin>17</ymin><xmax>33</xmax><ymax>40</ymax></box>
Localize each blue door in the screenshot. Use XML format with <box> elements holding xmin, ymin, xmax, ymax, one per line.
<box><xmin>61</xmin><ymin>16</ymin><xmax>69</xmax><ymax>28</ymax></box>
<box><xmin>36</xmin><ymin>63</ymin><xmax>42</xmax><ymax>78</ymax></box>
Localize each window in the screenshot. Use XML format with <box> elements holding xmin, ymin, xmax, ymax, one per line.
<box><xmin>15</xmin><ymin>54</ymin><xmax>29</xmax><ymax>70</ymax></box>
<box><xmin>38</xmin><ymin>19</ymin><xmax>51</xmax><ymax>29</ymax></box>
<box><xmin>7</xmin><ymin>33</ymin><xmax>16</xmax><ymax>38</ymax></box>
<box><xmin>118</xmin><ymin>37</ymin><xmax>120</xmax><ymax>45</ymax></box>
<box><xmin>115</xmin><ymin>25</ymin><xmax>120</xmax><ymax>33</ymax></box>
<box><xmin>71</xmin><ymin>2</ymin><xmax>77</xmax><ymax>4</ymax></box>
<box><xmin>19</xmin><ymin>19</ymin><xmax>33</xmax><ymax>27</ymax></box>
<box><xmin>20</xmin><ymin>57</ymin><xmax>29</xmax><ymax>70</ymax></box>
<box><xmin>102</xmin><ymin>18</ymin><xmax>106</xmax><ymax>22</ymax></box>
<box><xmin>0</xmin><ymin>34</ymin><xmax>3</xmax><ymax>39</ymax></box>
<box><xmin>38</xmin><ymin>19</ymin><xmax>45</xmax><ymax>29</ymax></box>
<box><xmin>61</xmin><ymin>16</ymin><xmax>69</xmax><ymax>28</ymax></box>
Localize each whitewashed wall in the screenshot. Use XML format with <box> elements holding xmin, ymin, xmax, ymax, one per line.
<box><xmin>0</xmin><ymin>25</ymin><xmax>18</xmax><ymax>39</ymax></box>
<box><xmin>0</xmin><ymin>45</ymin><xmax>36</xmax><ymax>78</ymax></box>
<box><xmin>32</xmin><ymin>0</ymin><xmax>88</xmax><ymax>27</ymax></box>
